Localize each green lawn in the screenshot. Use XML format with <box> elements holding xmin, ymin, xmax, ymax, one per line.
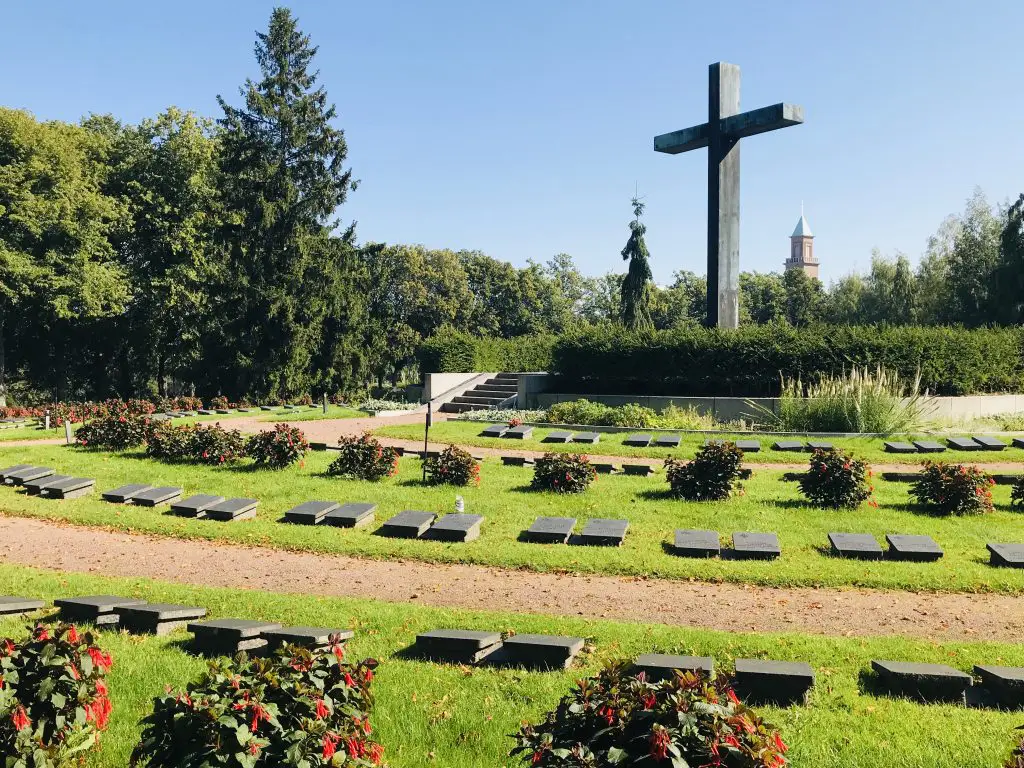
<box><xmin>375</xmin><ymin>421</ymin><xmax>1024</xmax><ymax>466</ymax></box>
<box><xmin>0</xmin><ymin>563</ymin><xmax>1021</xmax><ymax>768</ymax></box>
<box><xmin>1</xmin><ymin>444</ymin><xmax>1023</xmax><ymax>595</ymax></box>
<box><xmin>0</xmin><ymin>424</ymin><xmax>66</xmax><ymax>442</ymax></box>
<box><xmin>255</xmin><ymin>405</ymin><xmax>366</xmax><ymax>422</ymax></box>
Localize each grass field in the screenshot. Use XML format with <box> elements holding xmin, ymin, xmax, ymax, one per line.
<box><xmin>0</xmin><ymin>563</ymin><xmax>1021</xmax><ymax>768</ymax></box>
<box><xmin>1</xmin><ymin>444</ymin><xmax>1022</xmax><ymax>595</ymax></box>
<box><xmin>0</xmin><ymin>424</ymin><xmax>66</xmax><ymax>442</ymax></box>
<box><xmin>375</xmin><ymin>421</ymin><xmax>1024</xmax><ymax>466</ymax></box>
<box><xmin>255</xmin><ymin>405</ymin><xmax>366</xmax><ymax>422</ymax></box>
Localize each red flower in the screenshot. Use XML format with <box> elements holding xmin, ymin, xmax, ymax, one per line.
<box><xmin>344</xmin><ymin>672</ymin><xmax>355</xmax><ymax>687</ymax></box>
<box><xmin>87</xmin><ymin>646</ymin><xmax>113</xmax><ymax>672</ymax></box>
<box><xmin>248</xmin><ymin>743</ymin><xmax>260</xmax><ymax>756</ymax></box>
<box><xmin>640</xmin><ymin>692</ymin><xmax>656</xmax><ymax>710</ymax></box>
<box><xmin>649</xmin><ymin>725</ymin><xmax>672</xmax><ymax>760</ymax></box>
<box><xmin>347</xmin><ymin>737</ymin><xmax>364</xmax><ymax>758</ymax></box>
<box><xmin>66</xmin><ymin>625</ymin><xmax>80</xmax><ymax>644</ymax></box>
<box><xmin>727</xmin><ymin>688</ymin><xmax>740</xmax><ymax>706</ymax></box>
<box><xmin>364</xmin><ymin>667</ymin><xmax>374</xmax><ymax>683</ymax></box>
<box><xmin>35</xmin><ymin>626</ymin><xmax>50</xmax><ymax>642</ymax></box>
<box><xmin>11</xmin><ymin>706</ymin><xmax>30</xmax><ymax>731</ymax></box>
<box><xmin>322</xmin><ymin>733</ymin><xmax>339</xmax><ymax>760</ymax></box>
<box><xmin>315</xmin><ymin>698</ymin><xmax>329</xmax><ymax>719</ymax></box>
<box><xmin>773</xmin><ymin>732</ymin><xmax>788</xmax><ymax>753</ymax></box>
<box><xmin>333</xmin><ymin>643</ymin><xmax>346</xmax><ymax>662</ymax></box>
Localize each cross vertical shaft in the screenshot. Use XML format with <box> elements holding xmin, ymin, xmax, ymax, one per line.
<box><xmin>707</xmin><ymin>63</ymin><xmax>741</xmax><ymax>329</ymax></box>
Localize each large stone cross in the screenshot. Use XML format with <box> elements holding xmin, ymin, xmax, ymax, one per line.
<box><xmin>655</xmin><ymin>62</ymin><xmax>803</xmax><ymax>328</ymax></box>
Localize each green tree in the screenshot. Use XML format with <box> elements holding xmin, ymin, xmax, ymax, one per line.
<box><xmin>992</xmin><ymin>193</ymin><xmax>1024</xmax><ymax>324</ymax></box>
<box><xmin>946</xmin><ymin>189</ymin><xmax>1001</xmax><ymax>327</ymax></box>
<box><xmin>915</xmin><ymin>214</ymin><xmax>958</xmax><ymax>325</ymax></box>
<box><xmin>580</xmin><ymin>272</ymin><xmax>624</xmax><ymax>324</ymax></box>
<box><xmin>782</xmin><ymin>268</ymin><xmax>824</xmax><ymax>327</ymax></box>
<box><xmin>824</xmin><ymin>274</ymin><xmax>866</xmax><ymax>325</ymax></box>
<box><xmin>890</xmin><ymin>253</ymin><xmax>916</xmax><ymax>323</ymax></box>
<box><xmin>739</xmin><ymin>271</ymin><xmax>786</xmax><ymax>324</ymax></box>
<box><xmin>619</xmin><ymin>197</ymin><xmax>653</xmax><ymax>331</ymax></box>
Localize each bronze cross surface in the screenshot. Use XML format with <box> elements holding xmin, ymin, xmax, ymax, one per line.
<box><xmin>654</xmin><ymin>62</ymin><xmax>803</xmax><ymax>329</ymax></box>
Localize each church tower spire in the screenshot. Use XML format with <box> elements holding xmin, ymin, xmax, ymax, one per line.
<box><xmin>784</xmin><ymin>208</ymin><xmax>818</xmax><ymax>278</ymax></box>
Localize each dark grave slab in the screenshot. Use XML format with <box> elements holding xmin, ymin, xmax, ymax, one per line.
<box><xmin>772</xmin><ymin>440</ymin><xmax>803</xmax><ymax>452</ymax></box>
<box><xmin>170</xmin><ymin>494</ymin><xmax>226</xmax><ymax>518</ymax></box>
<box><xmin>732</xmin><ymin>532</ymin><xmax>781</xmax><ymax>560</ymax></box>
<box><xmin>284</xmin><ymin>501</ymin><xmax>339</xmax><ymax>525</ymax></box>
<box><xmin>672</xmin><ymin>529</ymin><xmax>721</xmax><ymax>558</ymax></box>
<box><xmin>0</xmin><ymin>597</ymin><xmax>45</xmax><ymax>615</ymax></box>
<box><xmin>884</xmin><ymin>441</ymin><xmax>918</xmax><ymax>454</ymax></box>
<box><xmin>480</xmin><ymin>424</ymin><xmax>509</xmax><ymax>438</ymax></box>
<box><xmin>947</xmin><ymin>436</ymin><xmax>982</xmax><ymax>451</ymax></box>
<box><xmin>235</xmin><ymin>408</ymin><xmax>251</xmax><ymax>413</ymax></box>
<box><xmin>542</xmin><ymin>430</ymin><xmax>572</xmax><ymax>443</ymax></box>
<box><xmin>806</xmin><ymin>440</ymin><xmax>834</xmax><ymax>451</ymax></box>
<box><xmin>416</xmin><ymin>629</ymin><xmax>502</xmax><ymax>664</ymax></box>
<box><xmin>880</xmin><ymin>471</ymin><xmax>921</xmax><ymax>483</ymax></box>
<box><xmin>623</xmin><ymin>433</ymin><xmax>652</xmax><ymax>447</ymax></box>
<box><xmin>378</xmin><ymin>510</ymin><xmax>436</xmax><ymax>538</ymax></box>
<box><xmin>130</xmin><ymin>486</ymin><xmax>183</xmax><ymax>507</ymax></box>
<box><xmin>654</xmin><ymin>434</ymin><xmax>682</xmax><ymax>448</ymax></box>
<box><xmin>622</xmin><ymin>464</ymin><xmax>655</xmax><ymax>476</ymax></box>
<box><xmin>204</xmin><ymin>498</ymin><xmax>258</xmax><ymax>521</ymax></box>
<box><xmin>780</xmin><ymin>472</ymin><xmax>805</xmax><ymax>482</ymax></box>
<box><xmin>215</xmin><ymin>408</ymin><xmax>231</xmax><ymax>415</ymax></box>
<box><xmin>974</xmin><ymin>665</ymin><xmax>1024</xmax><ymax>709</ymax></box>
<box><xmin>632</xmin><ymin>654</ymin><xmax>714</xmax><ymax>682</ymax></box>
<box><xmin>102</xmin><ymin>484</ymin><xmax>154</xmax><ymax>503</ymax></box>
<box><xmin>324</xmin><ymin>502</ymin><xmax>378</xmax><ymax>528</ymax></box>
<box><xmin>987</xmin><ymin>543</ymin><xmax>1024</xmax><ymax>568</ymax></box>
<box><xmin>427</xmin><ymin>513</ymin><xmax>484</xmax><ymax>542</ymax></box>
<box><xmin>578</xmin><ymin>518</ymin><xmax>628</xmax><ymax>547</ymax></box>
<box><xmin>0</xmin><ymin>465</ymin><xmax>34</xmax><ymax>482</ymax></box>
<box><xmin>188</xmin><ymin>618</ymin><xmax>282</xmax><ymax>655</ymax></box>
<box><xmin>738</xmin><ymin>468</ymin><xmax>753</xmax><ymax>479</ymax></box>
<box><xmin>490</xmin><ymin>634</ymin><xmax>584</xmax><ymax>670</ymax></box>
<box><xmin>5</xmin><ymin>466</ymin><xmax>54</xmax><ymax>486</ymax></box>
<box><xmin>23</xmin><ymin>474</ymin><xmax>72</xmax><ymax>494</ymax></box>
<box><xmin>573</xmin><ymin>431</ymin><xmax>601</xmax><ymax>444</ymax></box>
<box><xmin>309</xmin><ymin>441</ymin><xmax>328</xmax><ymax>451</ymax></box>
<box><xmin>735</xmin><ymin>659</ymin><xmax>815</xmax><ymax>705</ymax></box>
<box><xmin>263</xmin><ymin>625</ymin><xmax>354</xmax><ymax>652</ymax></box>
<box><xmin>886</xmin><ymin>534</ymin><xmax>943</xmax><ymax>562</ymax></box>
<box><xmin>504</xmin><ymin>425</ymin><xmax>534</xmax><ymax>439</ymax></box>
<box><xmin>871</xmin><ymin>660</ymin><xmax>971</xmax><ymax>704</ymax></box>
<box><xmin>974</xmin><ymin>435</ymin><xmax>1008</xmax><ymax>450</ymax></box>
<box><xmin>736</xmin><ymin>439</ymin><xmax>761</xmax><ymax>452</ymax></box>
<box><xmin>913</xmin><ymin>440</ymin><xmax>946</xmax><ymax>453</ymax></box>
<box><xmin>828</xmin><ymin>532</ymin><xmax>883</xmax><ymax>560</ymax></box>
<box><xmin>39</xmin><ymin>477</ymin><xmax>94</xmax><ymax>499</ymax></box>
<box><xmin>1014</xmin><ymin>438</ymin><xmax>1024</xmax><ymax>450</ymax></box>
<box><xmin>55</xmin><ymin>595</ymin><xmax>147</xmax><ymax>626</ymax></box>
<box><xmin>115</xmin><ymin>603</ymin><xmax>207</xmax><ymax>635</ymax></box>
<box><xmin>592</xmin><ymin>462</ymin><xmax>618</xmax><ymax>474</ymax></box>
<box><xmin>197</xmin><ymin>409</ymin><xmax>215</xmax><ymax>415</ymax></box>
<box><xmin>283</xmin><ymin>404</ymin><xmax>299</xmax><ymax>410</ymax></box>
<box><xmin>992</xmin><ymin>473</ymin><xmax>1024</xmax><ymax>485</ymax></box>
<box><xmin>525</xmin><ymin>516</ymin><xmax>576</xmax><ymax>544</ymax></box>
<box><xmin>501</xmin><ymin>456</ymin><xmax>535</xmax><ymax>466</ymax></box>
<box><xmin>260</xmin><ymin>406</ymin><xmax>275</xmax><ymax>411</ymax></box>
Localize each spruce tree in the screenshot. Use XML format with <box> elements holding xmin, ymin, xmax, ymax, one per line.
<box><xmin>214</xmin><ymin>7</ymin><xmax>357</xmax><ymax>399</ymax></box>
<box><xmin>619</xmin><ymin>197</ymin><xmax>654</xmax><ymax>331</ymax></box>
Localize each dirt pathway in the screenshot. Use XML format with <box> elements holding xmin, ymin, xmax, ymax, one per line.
<box><xmin>0</xmin><ymin>517</ymin><xmax>1019</xmax><ymax>643</ymax></box>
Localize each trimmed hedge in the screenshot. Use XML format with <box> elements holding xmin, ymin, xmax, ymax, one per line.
<box><xmin>417</xmin><ymin>328</ymin><xmax>555</xmax><ymax>374</ymax></box>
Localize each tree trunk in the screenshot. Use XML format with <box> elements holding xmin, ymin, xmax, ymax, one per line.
<box><xmin>0</xmin><ymin>312</ymin><xmax>7</xmax><ymax>408</ymax></box>
<box><xmin>157</xmin><ymin>351</ymin><xmax>167</xmax><ymax>397</ymax></box>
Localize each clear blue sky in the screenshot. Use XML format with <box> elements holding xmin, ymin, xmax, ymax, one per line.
<box><xmin>4</xmin><ymin>0</ymin><xmax>1023</xmax><ymax>284</ymax></box>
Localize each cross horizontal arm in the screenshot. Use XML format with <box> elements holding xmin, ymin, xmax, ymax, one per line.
<box><xmin>719</xmin><ymin>103</ymin><xmax>803</xmax><ymax>140</ymax></box>
<box><xmin>653</xmin><ymin>123</ymin><xmax>709</xmax><ymax>154</ymax></box>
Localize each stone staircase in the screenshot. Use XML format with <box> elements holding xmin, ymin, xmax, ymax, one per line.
<box><xmin>439</xmin><ymin>373</ymin><xmax>520</xmax><ymax>413</ymax></box>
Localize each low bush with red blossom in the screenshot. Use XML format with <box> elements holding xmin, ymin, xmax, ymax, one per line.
<box><xmin>424</xmin><ymin>445</ymin><xmax>480</xmax><ymax>487</ymax></box>
<box><xmin>798</xmin><ymin>448</ymin><xmax>875</xmax><ymax>509</ymax></box>
<box><xmin>511</xmin><ymin>662</ymin><xmax>788</xmax><ymax>768</ymax></box>
<box><xmin>0</xmin><ymin>623</ymin><xmax>113</xmax><ymax>768</ymax></box>
<box><xmin>245</xmin><ymin>424</ymin><xmax>309</xmax><ymax>469</ymax></box>
<box><xmin>665</xmin><ymin>441</ymin><xmax>745</xmax><ymax>501</ymax></box>
<box><xmin>328</xmin><ymin>433</ymin><xmax>400</xmax><ymax>481</ymax></box>
<box><xmin>144</xmin><ymin>421</ymin><xmax>246</xmax><ymax>465</ymax></box>
<box><xmin>910</xmin><ymin>461</ymin><xmax>994</xmax><ymax>516</ymax></box>
<box><xmin>131</xmin><ymin>640</ymin><xmax>384</xmax><ymax>767</ymax></box>
<box><xmin>209</xmin><ymin>395</ymin><xmax>230</xmax><ymax>410</ymax></box>
<box><xmin>1012</xmin><ymin>478</ymin><xmax>1024</xmax><ymax>509</ymax></box>
<box><xmin>531</xmin><ymin>453</ymin><xmax>596</xmax><ymax>494</ymax></box>
<box><xmin>76</xmin><ymin>413</ymin><xmax>153</xmax><ymax>450</ymax></box>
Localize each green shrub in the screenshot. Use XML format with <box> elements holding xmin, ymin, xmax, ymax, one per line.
<box><xmin>545</xmin><ymin>399</ymin><xmax>615</xmax><ymax>426</ymax></box>
<box><xmin>653</xmin><ymin>403</ymin><xmax>717</xmax><ymax>430</ymax></box>
<box><xmin>144</xmin><ymin>422</ymin><xmax>246</xmax><ymax>465</ymax></box>
<box><xmin>910</xmin><ymin>461</ymin><xmax>994</xmax><ymax>515</ymax></box>
<box><xmin>418</xmin><ymin>327</ymin><xmax>556</xmax><ymax>373</ymax></box>
<box><xmin>799</xmin><ymin>448</ymin><xmax>875</xmax><ymax>509</ymax></box>
<box><xmin>1013</xmin><ymin>478</ymin><xmax>1024</xmax><ymax>508</ymax></box>
<box><xmin>531</xmin><ymin>453</ymin><xmax>596</xmax><ymax>494</ymax></box>
<box><xmin>131</xmin><ymin>642</ymin><xmax>383</xmax><ymax>767</ymax></box>
<box><xmin>328</xmin><ymin>433</ymin><xmax>399</xmax><ymax>481</ymax></box>
<box><xmin>665</xmin><ymin>442</ymin><xmax>745</xmax><ymax>501</ymax></box>
<box><xmin>0</xmin><ymin>623</ymin><xmax>113</xmax><ymax>768</ymax></box>
<box><xmin>76</xmin><ymin>413</ymin><xmax>152</xmax><ymax>450</ymax></box>
<box><xmin>424</xmin><ymin>445</ymin><xmax>480</xmax><ymax>486</ymax></box>
<box><xmin>511</xmin><ymin>662</ymin><xmax>788</xmax><ymax>768</ymax></box>
<box><xmin>246</xmin><ymin>424</ymin><xmax>309</xmax><ymax>469</ymax></box>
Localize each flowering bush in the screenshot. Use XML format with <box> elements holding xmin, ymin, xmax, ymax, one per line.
<box><xmin>245</xmin><ymin>424</ymin><xmax>309</xmax><ymax>469</ymax></box>
<box><xmin>145</xmin><ymin>422</ymin><xmax>246</xmax><ymax>465</ymax></box>
<box><xmin>665</xmin><ymin>442</ymin><xmax>745</xmax><ymax>501</ymax></box>
<box><xmin>209</xmin><ymin>396</ymin><xmax>230</xmax><ymax>410</ymax></box>
<box><xmin>0</xmin><ymin>623</ymin><xmax>113</xmax><ymax>768</ymax></box>
<box><xmin>355</xmin><ymin>398</ymin><xmax>419</xmax><ymax>413</ymax></box>
<box><xmin>798</xmin><ymin>448</ymin><xmax>875</xmax><ymax>509</ymax></box>
<box><xmin>508</xmin><ymin>417</ymin><xmax>523</xmax><ymax>428</ymax></box>
<box><xmin>424</xmin><ymin>445</ymin><xmax>480</xmax><ymax>487</ymax></box>
<box><xmin>154</xmin><ymin>396</ymin><xmax>204</xmax><ymax>413</ymax></box>
<box><xmin>511</xmin><ymin>662</ymin><xmax>788</xmax><ymax>768</ymax></box>
<box><xmin>76</xmin><ymin>413</ymin><xmax>152</xmax><ymax>450</ymax></box>
<box><xmin>910</xmin><ymin>461</ymin><xmax>994</xmax><ymax>516</ymax></box>
<box><xmin>1012</xmin><ymin>478</ymin><xmax>1024</xmax><ymax>508</ymax></box>
<box><xmin>131</xmin><ymin>641</ymin><xmax>383</xmax><ymax>767</ymax></box>
<box><xmin>531</xmin><ymin>453</ymin><xmax>596</xmax><ymax>494</ymax></box>
<box><xmin>328</xmin><ymin>433</ymin><xmax>400</xmax><ymax>481</ymax></box>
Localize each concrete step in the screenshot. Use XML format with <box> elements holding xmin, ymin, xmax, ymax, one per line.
<box><xmin>469</xmin><ymin>387</ymin><xmax>517</xmax><ymax>397</ymax></box>
<box><xmin>482</xmin><ymin>380</ymin><xmax>518</xmax><ymax>390</ymax></box>
<box><xmin>451</xmin><ymin>395</ymin><xmax>506</xmax><ymax>406</ymax></box>
<box><xmin>494</xmin><ymin>372</ymin><xmax>521</xmax><ymax>380</ymax></box>
<box><xmin>440</xmin><ymin>402</ymin><xmax>476</xmax><ymax>413</ymax></box>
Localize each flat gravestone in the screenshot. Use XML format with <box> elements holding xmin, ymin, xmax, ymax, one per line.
<box><xmin>828</xmin><ymin>533</ymin><xmax>883</xmax><ymax>560</ymax></box>
<box><xmin>672</xmin><ymin>529</ymin><xmax>721</xmax><ymax>558</ymax></box>
<box><xmin>5</xmin><ymin>467</ymin><xmax>54</xmax><ymax>486</ymax></box>
<box><xmin>115</xmin><ymin>603</ymin><xmax>208</xmax><ymax>635</ymax></box>
<box><xmin>592</xmin><ymin>462</ymin><xmax>618</xmax><ymax>474</ymax></box>
<box><xmin>623</xmin><ymin>434</ymin><xmax>652</xmax><ymax>447</ymax></box>
<box><xmin>632</xmin><ymin>654</ymin><xmax>714</xmax><ymax>682</ymax></box>
<box><xmin>578</xmin><ymin>518</ymin><xmax>628</xmax><ymax>547</ymax></box>
<box><xmin>197</xmin><ymin>409</ymin><xmax>215</xmax><ymax>415</ymax></box>
<box><xmin>492</xmin><ymin>634</ymin><xmax>584</xmax><ymax>670</ymax></box>
<box><xmin>481</xmin><ymin>424</ymin><xmax>509</xmax><ymax>438</ymax></box>
<box><xmin>1014</xmin><ymin>438</ymin><xmax>1024</xmax><ymax>450</ymax></box>
<box><xmin>130</xmin><ymin>486</ymin><xmax>183</xmax><ymax>507</ymax></box>
<box><xmin>188</xmin><ymin>618</ymin><xmax>282</xmax><ymax>655</ymax></box>
<box><xmin>524</xmin><ymin>516</ymin><xmax>575</xmax><ymax>544</ymax></box>
<box><xmin>772</xmin><ymin>440</ymin><xmax>803</xmax><ymax>452</ymax></box>
<box><xmin>283</xmin><ymin>500</ymin><xmax>340</xmax><ymax>525</ymax></box>
<box><xmin>427</xmin><ymin>513</ymin><xmax>483</xmax><ymax>542</ymax></box>
<box><xmin>913</xmin><ymin>440</ymin><xmax>946</xmax><ymax>453</ymax></box>
<box><xmin>992</xmin><ymin>474</ymin><xmax>1024</xmax><ymax>486</ymax></box>
<box><xmin>880</xmin><ymin>471</ymin><xmax>920</xmax><ymax>483</ymax></box>
<box><xmin>263</xmin><ymin>626</ymin><xmax>354</xmax><ymax>652</ymax></box>
<box><xmin>323</xmin><ymin>502</ymin><xmax>377</xmax><ymax>528</ymax></box>
<box><xmin>736</xmin><ymin>439</ymin><xmax>761</xmax><ymax>452</ymax></box>
<box><xmin>987</xmin><ymin>543</ymin><xmax>1024</xmax><ymax>568</ymax></box>
<box><xmin>55</xmin><ymin>595</ymin><xmax>147</xmax><ymax>625</ymax></box>
<box><xmin>39</xmin><ymin>477</ymin><xmax>94</xmax><ymax>499</ymax></box>
<box><xmin>102</xmin><ymin>484</ymin><xmax>153</xmax><ymax>503</ymax></box>
<box><xmin>732</xmin><ymin>532</ymin><xmax>781</xmax><ymax>560</ymax></box>
<box><xmin>501</xmin><ymin>456</ymin><xmax>535</xmax><ymax>467</ymax></box>
<box><xmin>884</xmin><ymin>441</ymin><xmax>918</xmax><ymax>454</ymax></box>
<box><xmin>806</xmin><ymin>440</ymin><xmax>834</xmax><ymax>451</ymax></box>
<box><xmin>260</xmin><ymin>406</ymin><xmax>274</xmax><ymax>411</ymax></box>
<box><xmin>216</xmin><ymin>409</ymin><xmax>231</xmax><ymax>415</ymax></box>
<box><xmin>0</xmin><ymin>596</ymin><xmax>45</xmax><ymax>615</ymax></box>
<box><xmin>871</xmin><ymin>660</ymin><xmax>972</xmax><ymax>704</ymax></box>
<box><xmin>947</xmin><ymin>437</ymin><xmax>981</xmax><ymax>451</ymax></box>
<box><xmin>780</xmin><ymin>472</ymin><xmax>805</xmax><ymax>482</ymax></box>
<box><xmin>0</xmin><ymin>465</ymin><xmax>34</xmax><ymax>482</ymax></box>
<box><xmin>573</xmin><ymin>432</ymin><xmax>601</xmax><ymax>444</ymax></box>
<box><xmin>170</xmin><ymin>494</ymin><xmax>226</xmax><ymax>518</ymax></box>
<box><xmin>415</xmin><ymin>629</ymin><xmax>502</xmax><ymax>664</ymax></box>
<box><xmin>235</xmin><ymin>408</ymin><xmax>251</xmax><ymax>413</ymax></box>
<box><xmin>204</xmin><ymin>498</ymin><xmax>258</xmax><ymax>521</ymax></box>
<box><xmin>653</xmin><ymin>434</ymin><xmax>682</xmax><ymax>448</ymax></box>
<box><xmin>974</xmin><ymin>665</ymin><xmax>1024</xmax><ymax>709</ymax></box>
<box><xmin>974</xmin><ymin>436</ymin><xmax>1007</xmax><ymax>450</ymax></box>
<box><xmin>504</xmin><ymin>425</ymin><xmax>534</xmax><ymax>439</ymax></box>
<box><xmin>24</xmin><ymin>474</ymin><xmax>72</xmax><ymax>494</ymax></box>
<box><xmin>542</xmin><ymin>430</ymin><xmax>573</xmax><ymax>443</ymax></box>
<box><xmin>378</xmin><ymin>510</ymin><xmax>435</xmax><ymax>538</ymax></box>
<box><xmin>309</xmin><ymin>442</ymin><xmax>328</xmax><ymax>452</ymax></box>
<box><xmin>735</xmin><ymin>659</ymin><xmax>815</xmax><ymax>705</ymax></box>
<box><xmin>886</xmin><ymin>534</ymin><xmax>943</xmax><ymax>562</ymax></box>
<box><xmin>622</xmin><ymin>464</ymin><xmax>655</xmax><ymax>476</ymax></box>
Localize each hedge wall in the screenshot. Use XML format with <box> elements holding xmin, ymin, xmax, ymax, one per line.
<box><xmin>417</xmin><ymin>328</ymin><xmax>556</xmax><ymax>374</ymax></box>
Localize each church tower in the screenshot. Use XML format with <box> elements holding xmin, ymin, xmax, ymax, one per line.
<box><xmin>784</xmin><ymin>211</ymin><xmax>818</xmax><ymax>278</ymax></box>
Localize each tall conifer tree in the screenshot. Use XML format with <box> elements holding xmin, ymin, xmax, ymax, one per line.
<box><xmin>619</xmin><ymin>197</ymin><xmax>654</xmax><ymax>331</ymax></box>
